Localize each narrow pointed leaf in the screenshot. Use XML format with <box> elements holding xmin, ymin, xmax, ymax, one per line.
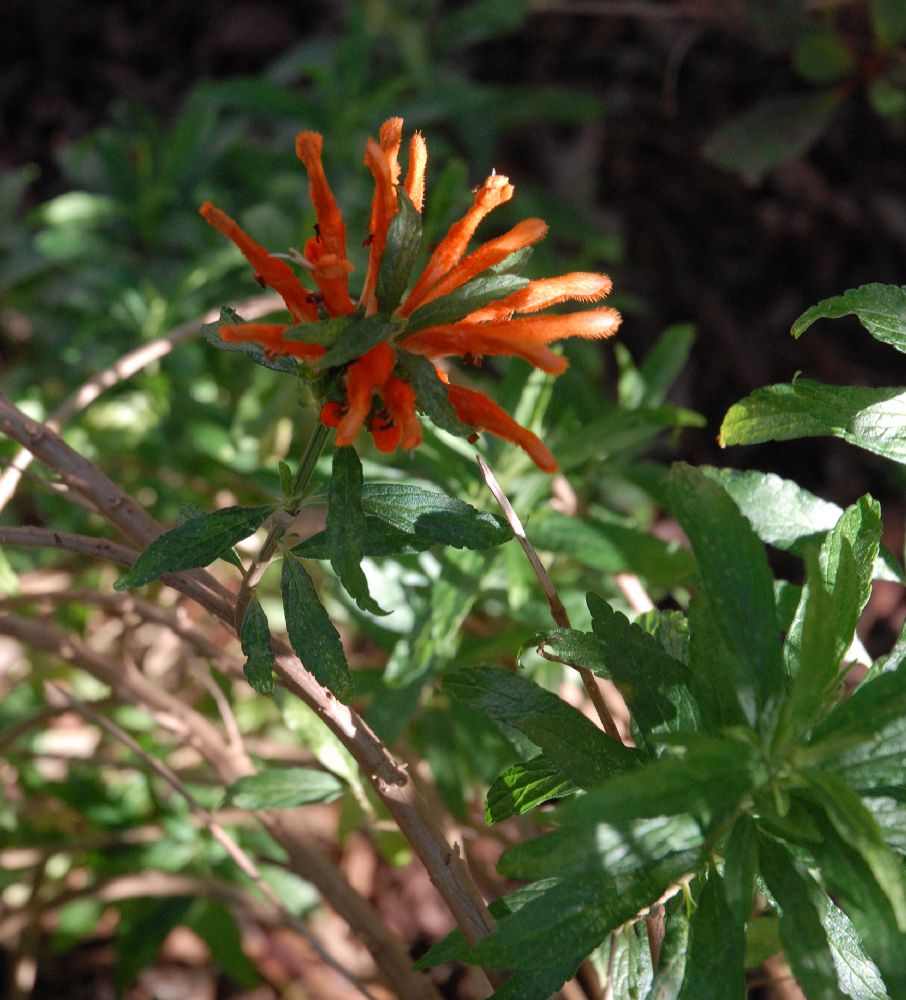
<box><xmin>312</xmin><ymin>314</ymin><xmax>394</xmax><ymax>370</ymax></box>
<box><xmin>114</xmin><ymin>504</ymin><xmax>274</xmax><ymax>590</ymax></box>
<box><xmin>203</xmin><ymin>307</ymin><xmax>298</xmax><ymax>374</ymax></box>
<box><xmin>485</xmin><ymin>756</ymin><xmax>576</xmax><ymax>823</ymax></box>
<box><xmin>396</xmin><ymin>350</ymin><xmax>472</xmax><ymax>436</ymax></box>
<box><xmin>445</xmin><ymin>666</ymin><xmax>639</xmax><ymax>789</ymax></box>
<box><xmin>758</xmin><ymin>834</ymin><xmax>840</xmax><ymax>1000</ymax></box>
<box><xmin>281</xmin><ymin>553</ymin><xmax>352</xmax><ymax>699</ymax></box>
<box><xmin>223</xmin><ymin>767</ymin><xmax>345</xmax><ymax>809</ymax></box>
<box><xmin>403</xmin><ymin>273</ymin><xmax>530</xmax><ymax>334</ymax></box>
<box><xmin>293</xmin><ymin>517</ymin><xmax>432</xmax><ymax>559</ymax></box>
<box><xmin>804</xmin><ymin>771</ymin><xmax>906</xmax><ymax>930</ymax></box>
<box><xmin>361</xmin><ymin>483</ymin><xmax>511</xmax><ymax>549</ymax></box>
<box><xmin>239</xmin><ymin>596</ymin><xmax>275</xmax><ymax>695</ymax></box>
<box><xmin>376</xmin><ymin>188</ymin><xmax>422</xmax><ymax>314</ymax></box>
<box><xmin>720</xmin><ymin>380</ymin><xmax>906</xmax><ymax>466</ymax></box>
<box><xmin>587</xmin><ymin>593</ymin><xmax>701</xmax><ymax>749</ymax></box>
<box><xmin>677</xmin><ymin>870</ymin><xmax>746</xmax><ymax>1000</ymax></box>
<box><xmin>326</xmin><ymin>446</ymin><xmax>387</xmax><ymax>615</ymax></box>
<box><xmin>703</xmin><ymin>468</ymin><xmax>903</xmax><ymax>582</ymax></box>
<box><xmin>821</xmin><ymin>897</ymin><xmax>889</xmax><ymax>1000</ymax></box>
<box><xmin>667</xmin><ymin>463</ymin><xmax>783</xmax><ymax>726</ymax></box>
<box><xmin>792</xmin><ymin>283</ymin><xmax>906</xmax><ymax>352</ymax></box>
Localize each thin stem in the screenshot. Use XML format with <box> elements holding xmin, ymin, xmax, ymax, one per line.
<box><xmin>476</xmin><ymin>455</ymin><xmax>625</xmax><ymax>742</ymax></box>
<box><xmin>234</xmin><ymin>420</ymin><xmax>331</xmax><ymax>628</ymax></box>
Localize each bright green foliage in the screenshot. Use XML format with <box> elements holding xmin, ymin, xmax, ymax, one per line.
<box><xmin>222</xmin><ymin>768</ymin><xmax>345</xmax><ymax>809</ymax></box>
<box><xmin>114</xmin><ymin>504</ymin><xmax>274</xmax><ymax>590</ymax></box>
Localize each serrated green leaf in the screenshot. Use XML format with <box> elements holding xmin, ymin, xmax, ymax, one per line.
<box><xmin>361</xmin><ymin>483</ymin><xmax>511</xmax><ymax>549</ymax></box>
<box><xmin>470</xmin><ymin>852</ymin><xmax>700</xmax><ymax>975</ymax></box>
<box><xmin>792</xmin><ymin>283</ymin><xmax>906</xmax><ymax>352</ymax></box>
<box><xmin>239</xmin><ymin>597</ymin><xmax>275</xmax><ymax>695</ymax></box>
<box><xmin>667</xmin><ymin>463</ymin><xmax>783</xmax><ymax>727</ymax></box>
<box><xmin>527</xmin><ymin>511</ymin><xmax>697</xmax><ymax>588</ymax></box>
<box><xmin>821</xmin><ymin>896</ymin><xmax>890</xmax><ymax>1000</ymax></box>
<box><xmin>758</xmin><ymin>834</ymin><xmax>840</xmax><ymax>1000</ymax></box>
<box><xmin>445</xmin><ymin>666</ymin><xmax>639</xmax><ymax>789</ymax></box>
<box><xmin>587</xmin><ymin>593</ymin><xmax>701</xmax><ymax>750</ymax></box>
<box><xmin>293</xmin><ymin>516</ymin><xmax>432</xmax><ymax>559</ymax></box>
<box><xmin>720</xmin><ymin>380</ymin><xmax>906</xmax><ymax>466</ymax></box>
<box><xmin>403</xmin><ymin>273</ymin><xmax>530</xmax><ymax>334</ymax></box>
<box><xmin>677</xmin><ymin>870</ymin><xmax>746</xmax><ymax>1000</ymax></box>
<box><xmin>702</xmin><ymin>90</ymin><xmax>842</xmax><ymax>185</ymax></box>
<box><xmin>312</xmin><ymin>314</ymin><xmax>394</xmax><ymax>370</ymax></box>
<box><xmin>326</xmin><ymin>447</ymin><xmax>387</xmax><ymax>615</ymax></box>
<box><xmin>203</xmin><ymin>307</ymin><xmax>298</xmax><ymax>374</ymax></box>
<box><xmin>280</xmin><ymin>553</ymin><xmax>352</xmax><ymax>699</ymax></box>
<box><xmin>543</xmin><ymin>736</ymin><xmax>755</xmax><ymax>831</ymax></box>
<box><xmin>499</xmin><ymin>811</ymin><xmax>702</xmax><ymax>881</ymax></box>
<box><xmin>701</xmin><ymin>468</ymin><xmax>903</xmax><ymax>583</ymax></box>
<box><xmin>780</xmin><ymin>495</ymin><xmax>880</xmax><ymax>748</ymax></box>
<box><xmin>396</xmin><ymin>351</ymin><xmax>472</xmax><ymax>436</ymax></box>
<box><xmin>485</xmin><ymin>756</ymin><xmax>576</xmax><ymax>823</ymax></box>
<box><xmin>532</xmin><ymin>627</ymin><xmax>608</xmax><ymax>674</ymax></box>
<box><xmin>114</xmin><ymin>504</ymin><xmax>274</xmax><ymax>590</ymax></box>
<box><xmin>376</xmin><ymin>188</ymin><xmax>422</xmax><ymax>314</ymax></box>
<box><xmin>798</xmin><ymin>797</ymin><xmax>906</xmax><ymax>996</ymax></box>
<box><xmin>222</xmin><ymin>767</ymin><xmax>344</xmax><ymax>809</ymax></box>
<box><xmin>803</xmin><ymin>772</ymin><xmax>906</xmax><ymax>930</ymax></box>
<box><xmin>807</xmin><ymin>657</ymin><xmax>906</xmax><ymax>757</ymax></box>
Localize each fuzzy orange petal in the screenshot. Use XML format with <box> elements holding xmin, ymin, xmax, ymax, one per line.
<box><xmin>380</xmin><ymin>117</ymin><xmax>404</xmax><ymax>186</ymax></box>
<box><xmin>384</xmin><ymin>377</ymin><xmax>422</xmax><ymax>449</ymax></box>
<box><xmin>404</xmin><ymin>132</ymin><xmax>428</xmax><ymax>213</ymax></box>
<box><xmin>447</xmin><ymin>384</ymin><xmax>557</xmax><ymax>472</ymax></box>
<box><xmin>218</xmin><ymin>323</ymin><xmax>327</xmax><ymax>361</ymax></box>
<box><xmin>335</xmin><ymin>341</ymin><xmax>396</xmax><ymax>446</ymax></box>
<box><xmin>360</xmin><ymin>139</ymin><xmax>398</xmax><ymax>315</ymax></box>
<box><xmin>403</xmin><ymin>327</ymin><xmax>567</xmax><ymax>374</ymax></box>
<box><xmin>399</xmin><ymin>218</ymin><xmax>548</xmax><ymax>317</ymax></box>
<box><xmin>466</xmin><ymin>272</ymin><xmax>613</xmax><ymax>323</ymax></box>
<box><xmin>295</xmin><ymin>132</ymin><xmax>349</xmax><ymax>264</ymax></box>
<box><xmin>200</xmin><ymin>202</ymin><xmax>317</xmax><ymax>322</ymax></box>
<box><xmin>302</xmin><ymin>236</ymin><xmax>356</xmax><ymax>316</ymax></box>
<box><xmin>402</xmin><ymin>173</ymin><xmax>515</xmax><ymax>313</ymax></box>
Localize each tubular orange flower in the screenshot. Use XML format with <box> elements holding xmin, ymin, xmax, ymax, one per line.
<box><xmin>200</xmin><ymin>117</ymin><xmax>621</xmax><ymax>472</ymax></box>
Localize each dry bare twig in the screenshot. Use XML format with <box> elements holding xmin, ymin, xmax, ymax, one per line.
<box><xmin>0</xmin><ymin>393</ymin><xmax>497</xmax><ymax>986</ymax></box>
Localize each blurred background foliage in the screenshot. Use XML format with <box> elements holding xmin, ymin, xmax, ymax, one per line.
<box><xmin>2</xmin><ymin>0</ymin><xmax>906</xmax><ymax>996</ymax></box>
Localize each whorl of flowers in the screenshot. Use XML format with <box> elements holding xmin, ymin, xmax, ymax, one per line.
<box><xmin>200</xmin><ymin>118</ymin><xmax>620</xmax><ymax>472</ymax></box>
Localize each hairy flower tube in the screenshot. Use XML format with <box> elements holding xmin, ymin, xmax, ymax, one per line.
<box><xmin>200</xmin><ymin>118</ymin><xmax>620</xmax><ymax>472</ymax></box>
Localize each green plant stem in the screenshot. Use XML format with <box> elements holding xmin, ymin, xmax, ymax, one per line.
<box><xmin>234</xmin><ymin>422</ymin><xmax>331</xmax><ymax>628</ymax></box>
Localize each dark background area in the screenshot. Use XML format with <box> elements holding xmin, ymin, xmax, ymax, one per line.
<box><xmin>3</xmin><ymin>0</ymin><xmax>905</xmax><ymax>615</ymax></box>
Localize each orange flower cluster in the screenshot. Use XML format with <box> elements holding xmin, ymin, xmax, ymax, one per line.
<box><xmin>200</xmin><ymin>118</ymin><xmax>620</xmax><ymax>472</ymax></box>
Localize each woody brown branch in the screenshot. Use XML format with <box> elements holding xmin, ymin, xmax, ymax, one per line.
<box><xmin>0</xmin><ymin>393</ymin><xmax>497</xmax><ymax>959</ymax></box>
<box><xmin>0</xmin><ymin>611</ymin><xmax>441</xmax><ymax>1000</ymax></box>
